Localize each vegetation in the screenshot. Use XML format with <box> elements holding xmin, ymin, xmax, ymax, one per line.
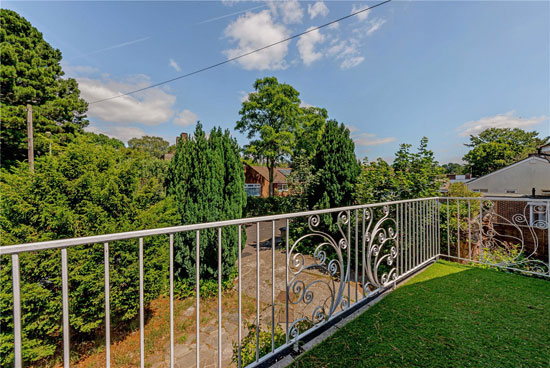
<box><xmin>463</xmin><ymin>128</ymin><xmax>549</xmax><ymax>177</ymax></box>
<box><xmin>356</xmin><ymin>137</ymin><xmax>444</xmax><ymax>204</ymax></box>
<box><xmin>0</xmin><ymin>135</ymin><xmax>177</xmax><ymax>365</ymax></box>
<box><xmin>0</xmin><ymin>9</ymin><xmax>88</xmax><ymax>167</ymax></box>
<box><xmin>441</xmin><ymin>162</ymin><xmax>467</xmax><ymax>175</ymax></box>
<box><xmin>236</xmin><ymin>77</ymin><xmax>303</xmax><ymax>196</ymax></box>
<box><xmin>291</xmin><ymin>261</ymin><xmax>550</xmax><ymax>368</ymax></box>
<box><xmin>307</xmin><ymin>120</ymin><xmax>361</xmax><ymax>210</ymax></box>
<box><xmin>167</xmin><ymin>123</ymin><xmax>246</xmax><ymax>281</ymax></box>
<box><xmin>128</xmin><ymin>135</ymin><xmax>173</xmax><ymax>159</ymax></box>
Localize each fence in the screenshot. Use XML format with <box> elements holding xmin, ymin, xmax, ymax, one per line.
<box><xmin>1</xmin><ymin>196</ymin><xmax>548</xmax><ymax>367</ymax></box>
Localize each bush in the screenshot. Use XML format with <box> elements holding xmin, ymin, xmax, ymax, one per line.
<box><xmin>167</xmin><ymin>124</ymin><xmax>246</xmax><ymax>282</ymax></box>
<box><xmin>0</xmin><ymin>134</ymin><xmax>177</xmax><ymax>366</ymax></box>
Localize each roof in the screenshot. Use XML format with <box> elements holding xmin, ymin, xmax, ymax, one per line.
<box><xmin>466</xmin><ymin>155</ymin><xmax>549</xmax><ymax>185</ymax></box>
<box><xmin>247</xmin><ymin>165</ymin><xmax>291</xmax><ymax>184</ymax></box>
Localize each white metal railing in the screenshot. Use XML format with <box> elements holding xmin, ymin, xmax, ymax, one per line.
<box><xmin>1</xmin><ymin>196</ymin><xmax>548</xmax><ymax>367</ymax></box>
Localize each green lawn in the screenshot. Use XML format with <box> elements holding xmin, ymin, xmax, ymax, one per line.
<box><xmin>291</xmin><ymin>261</ymin><xmax>550</xmax><ymax>368</ymax></box>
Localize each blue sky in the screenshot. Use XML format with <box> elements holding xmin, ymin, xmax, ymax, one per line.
<box><xmin>4</xmin><ymin>0</ymin><xmax>549</xmax><ymax>163</ymax></box>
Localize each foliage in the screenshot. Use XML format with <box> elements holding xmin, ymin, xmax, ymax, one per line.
<box><xmin>463</xmin><ymin>128</ymin><xmax>549</xmax><ymax>177</ymax></box>
<box><xmin>293</xmin><ymin>106</ymin><xmax>327</xmax><ymax>160</ymax></box>
<box><xmin>0</xmin><ymin>134</ymin><xmax>177</xmax><ymax>365</ymax></box>
<box><xmin>356</xmin><ymin>137</ymin><xmax>444</xmax><ymax>204</ymax></box>
<box><xmin>244</xmin><ymin>195</ymin><xmax>301</xmax><ymax>217</ymax></box>
<box><xmin>291</xmin><ymin>261</ymin><xmax>550</xmax><ymax>368</ymax></box>
<box><xmin>128</xmin><ymin>135</ymin><xmax>171</xmax><ymax>159</ymax></box>
<box><xmin>0</xmin><ymin>9</ymin><xmax>88</xmax><ymax>167</ymax></box>
<box><xmin>307</xmin><ymin>120</ymin><xmax>360</xmax><ymax>210</ymax></box>
<box><xmin>441</xmin><ymin>162</ymin><xmax>467</xmax><ymax>175</ymax></box>
<box><xmin>439</xmin><ymin>183</ymin><xmax>481</xmax><ymax>256</ymax></box>
<box><xmin>167</xmin><ymin>123</ymin><xmax>246</xmax><ymax>282</ymax></box>
<box><xmin>236</xmin><ymin>77</ymin><xmax>302</xmax><ymax>196</ymax></box>
<box><xmin>232</xmin><ymin>322</ymin><xmax>286</xmax><ymax>367</ymax></box>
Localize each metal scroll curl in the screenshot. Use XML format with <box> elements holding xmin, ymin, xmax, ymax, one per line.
<box><xmin>481</xmin><ymin>201</ymin><xmax>549</xmax><ymax>274</ymax></box>
<box><xmin>286</xmin><ymin>211</ymin><xmax>350</xmax><ymax>339</ymax></box>
<box><xmin>362</xmin><ymin>205</ymin><xmax>398</xmax><ymax>294</ymax></box>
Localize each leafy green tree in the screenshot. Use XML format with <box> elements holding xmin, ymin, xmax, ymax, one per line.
<box><xmin>307</xmin><ymin>120</ymin><xmax>361</xmax><ymax>210</ymax></box>
<box><xmin>128</xmin><ymin>135</ymin><xmax>171</xmax><ymax>158</ymax></box>
<box><xmin>0</xmin><ymin>134</ymin><xmax>176</xmax><ymax>365</ymax></box>
<box><xmin>441</xmin><ymin>162</ymin><xmax>467</xmax><ymax>175</ymax></box>
<box><xmin>168</xmin><ymin>123</ymin><xmax>246</xmax><ymax>281</ymax></box>
<box><xmin>356</xmin><ymin>137</ymin><xmax>444</xmax><ymax>203</ymax></box>
<box><xmin>463</xmin><ymin>128</ymin><xmax>549</xmax><ymax>177</ymax></box>
<box><xmin>236</xmin><ymin>77</ymin><xmax>302</xmax><ymax>196</ymax></box>
<box><xmin>0</xmin><ymin>9</ymin><xmax>88</xmax><ymax>167</ymax></box>
<box><xmin>294</xmin><ymin>106</ymin><xmax>327</xmax><ymax>160</ymax></box>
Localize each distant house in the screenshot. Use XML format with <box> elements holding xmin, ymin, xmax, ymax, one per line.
<box><xmin>466</xmin><ymin>145</ymin><xmax>550</xmax><ymax>197</ymax></box>
<box><xmin>244</xmin><ymin>163</ymin><xmax>291</xmax><ymax>197</ymax></box>
<box><xmin>440</xmin><ymin>174</ymin><xmax>474</xmax><ymax>193</ymax></box>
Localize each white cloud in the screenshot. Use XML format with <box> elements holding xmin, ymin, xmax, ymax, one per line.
<box><xmin>352</xmin><ymin>132</ymin><xmax>396</xmax><ymax>146</ymax></box>
<box><xmin>85</xmin><ymin>123</ymin><xmax>147</xmax><ymax>143</ymax></box>
<box><xmin>308</xmin><ymin>1</ymin><xmax>329</xmax><ymax>19</ymax></box>
<box><xmin>267</xmin><ymin>0</ymin><xmax>304</xmax><ymax>24</ymax></box>
<box><xmin>297</xmin><ymin>28</ymin><xmax>325</xmax><ymax>66</ymax></box>
<box><xmin>351</xmin><ymin>4</ymin><xmax>370</xmax><ymax>21</ymax></box>
<box><xmin>340</xmin><ymin>56</ymin><xmax>365</xmax><ymax>69</ymax></box>
<box><xmin>458</xmin><ymin>111</ymin><xmax>547</xmax><ymax>136</ymax></box>
<box><xmin>169</xmin><ymin>58</ymin><xmax>181</xmax><ymax>72</ymax></box>
<box><xmin>239</xmin><ymin>90</ymin><xmax>254</xmax><ymax>103</ymax></box>
<box><xmin>174</xmin><ymin>109</ymin><xmax>198</xmax><ymax>127</ymax></box>
<box><xmin>224</xmin><ymin>10</ymin><xmax>290</xmax><ymax>70</ymax></box>
<box><xmin>366</xmin><ymin>18</ymin><xmax>386</xmax><ymax>36</ymax></box>
<box><xmin>78</xmin><ymin>74</ymin><xmax>177</xmax><ymax>126</ymax></box>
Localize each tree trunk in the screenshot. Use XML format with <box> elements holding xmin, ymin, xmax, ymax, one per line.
<box><xmin>268</xmin><ymin>159</ymin><xmax>274</xmax><ymax>197</ymax></box>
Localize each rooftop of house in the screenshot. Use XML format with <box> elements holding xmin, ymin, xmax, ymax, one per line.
<box><xmin>246</xmin><ymin>164</ymin><xmax>292</xmax><ymax>184</ymax></box>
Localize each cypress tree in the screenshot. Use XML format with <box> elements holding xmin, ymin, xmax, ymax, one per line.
<box><xmin>168</xmin><ymin>123</ymin><xmax>246</xmax><ymax>281</ymax></box>
<box><xmin>307</xmin><ymin>120</ymin><xmax>361</xmax><ymax>210</ymax></box>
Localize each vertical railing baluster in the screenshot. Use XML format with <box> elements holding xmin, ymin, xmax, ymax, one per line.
<box><xmin>12</xmin><ymin>254</ymin><xmax>22</xmax><ymax>368</ymax></box>
<box><xmin>256</xmin><ymin>222</ymin><xmax>260</xmax><ymax>362</ymax></box>
<box><xmin>104</xmin><ymin>242</ymin><xmax>111</xmax><ymax>368</ymax></box>
<box><xmin>347</xmin><ymin>210</ymin><xmax>351</xmax><ymax>304</ymax></box>
<box><xmin>218</xmin><ymin>228</ymin><xmax>222</xmax><ymax>368</ymax></box>
<box><xmin>196</xmin><ymin>230</ymin><xmax>200</xmax><ymax>368</ymax></box>
<box><xmin>361</xmin><ymin>209</ymin><xmax>365</xmax><ymax>297</ymax></box>
<box><xmin>61</xmin><ymin>248</ymin><xmax>70</xmax><ymax>368</ymax></box>
<box><xmin>407</xmin><ymin>202</ymin><xmax>410</xmax><ymax>272</ymax></box>
<box><xmin>415</xmin><ymin>201</ymin><xmax>418</xmax><ymax>267</ymax></box>
<box><xmin>479</xmin><ymin>199</ymin><xmax>483</xmax><ymax>262</ymax></box>
<box><xmin>285</xmin><ymin>218</ymin><xmax>289</xmax><ymax>343</ymax></box>
<box><xmin>355</xmin><ymin>209</ymin><xmax>359</xmax><ymax>301</ymax></box>
<box><xmin>457</xmin><ymin>200</ymin><xmax>460</xmax><ymax>260</ymax></box>
<box><xmin>397</xmin><ymin>204</ymin><xmax>401</xmax><ymax>278</ymax></box>
<box><xmin>271</xmin><ymin>221</ymin><xmax>275</xmax><ymax>352</ymax></box>
<box><xmin>169</xmin><ymin>235</ymin><xmax>174</xmax><ymax>368</ymax></box>
<box><xmin>437</xmin><ymin>199</ymin><xmax>441</xmax><ymax>257</ymax></box>
<box><xmin>468</xmin><ymin>200</ymin><xmax>472</xmax><ymax>261</ymax></box>
<box><xmin>238</xmin><ymin>225</ymin><xmax>243</xmax><ymax>368</ymax></box>
<box><xmin>447</xmin><ymin>198</ymin><xmax>450</xmax><ymax>258</ymax></box>
<box><xmin>139</xmin><ymin>238</ymin><xmax>144</xmax><ymax>368</ymax></box>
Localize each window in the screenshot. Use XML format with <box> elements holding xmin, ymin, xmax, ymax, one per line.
<box><xmin>278</xmin><ymin>183</ymin><xmax>288</xmax><ymax>192</ymax></box>
<box><xmin>245</xmin><ymin>183</ymin><xmax>261</xmax><ymax>197</ymax></box>
<box><xmin>528</xmin><ymin>202</ymin><xmax>548</xmax><ymax>227</ymax></box>
<box><xmin>473</xmin><ymin>189</ymin><xmax>488</xmax><ymax>193</ymax></box>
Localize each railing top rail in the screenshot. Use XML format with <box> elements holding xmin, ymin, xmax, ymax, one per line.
<box><xmin>0</xmin><ymin>197</ymin><xmax>440</xmax><ymax>256</ymax></box>
<box><xmin>445</xmin><ymin>196</ymin><xmax>550</xmax><ymax>202</ymax></box>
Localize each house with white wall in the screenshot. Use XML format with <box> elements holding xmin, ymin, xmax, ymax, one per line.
<box><xmin>466</xmin><ymin>144</ymin><xmax>550</xmax><ymax>197</ymax></box>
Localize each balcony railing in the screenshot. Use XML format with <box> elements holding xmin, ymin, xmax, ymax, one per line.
<box><xmin>1</xmin><ymin>196</ymin><xmax>548</xmax><ymax>367</ymax></box>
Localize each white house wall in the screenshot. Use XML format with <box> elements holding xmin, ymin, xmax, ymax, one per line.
<box><xmin>466</xmin><ymin>157</ymin><xmax>550</xmax><ymax>195</ymax></box>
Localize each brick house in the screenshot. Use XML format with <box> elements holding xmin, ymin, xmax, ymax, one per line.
<box><xmin>243</xmin><ymin>163</ymin><xmax>291</xmax><ymax>197</ymax></box>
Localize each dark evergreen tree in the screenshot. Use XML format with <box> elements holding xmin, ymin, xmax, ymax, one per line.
<box><xmin>168</xmin><ymin>123</ymin><xmax>246</xmax><ymax>281</ymax></box>
<box><xmin>0</xmin><ymin>9</ymin><xmax>88</xmax><ymax>167</ymax></box>
<box><xmin>307</xmin><ymin>120</ymin><xmax>361</xmax><ymax>210</ymax></box>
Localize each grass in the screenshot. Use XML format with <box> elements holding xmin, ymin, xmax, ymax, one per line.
<box><xmin>291</xmin><ymin>261</ymin><xmax>550</xmax><ymax>368</ymax></box>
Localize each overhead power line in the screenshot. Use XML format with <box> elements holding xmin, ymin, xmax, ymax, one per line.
<box><xmin>90</xmin><ymin>0</ymin><xmax>392</xmax><ymax>105</ymax></box>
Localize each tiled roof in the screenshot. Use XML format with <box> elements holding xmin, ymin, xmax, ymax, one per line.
<box><xmin>249</xmin><ymin>165</ymin><xmax>291</xmax><ymax>184</ymax></box>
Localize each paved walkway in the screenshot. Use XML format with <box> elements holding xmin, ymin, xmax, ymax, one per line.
<box><xmin>150</xmin><ymin>220</ymin><xmax>358</xmax><ymax>368</ymax></box>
